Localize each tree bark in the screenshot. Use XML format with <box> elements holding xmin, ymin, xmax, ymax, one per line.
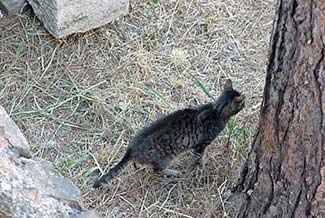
<box><xmin>227</xmin><ymin>0</ymin><xmax>324</xmax><ymax>217</ymax></box>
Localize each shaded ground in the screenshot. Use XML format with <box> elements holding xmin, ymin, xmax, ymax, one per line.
<box><xmin>0</xmin><ymin>1</ymin><xmax>275</xmax><ymax>217</ymax></box>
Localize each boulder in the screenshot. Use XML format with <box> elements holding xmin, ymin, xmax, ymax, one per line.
<box><xmin>0</xmin><ymin>106</ymin><xmax>101</xmax><ymax>218</ymax></box>
<box><xmin>26</xmin><ymin>0</ymin><xmax>129</xmax><ymax>38</ymax></box>
<box><xmin>0</xmin><ymin>106</ymin><xmax>31</xmax><ymax>158</ymax></box>
<box><xmin>0</xmin><ymin>0</ymin><xmax>29</xmax><ymax>16</ymax></box>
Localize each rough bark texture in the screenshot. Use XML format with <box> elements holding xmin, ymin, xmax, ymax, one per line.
<box><xmin>228</xmin><ymin>0</ymin><xmax>325</xmax><ymax>217</ymax></box>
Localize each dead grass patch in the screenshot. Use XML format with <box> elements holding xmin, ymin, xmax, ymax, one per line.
<box><xmin>0</xmin><ymin>0</ymin><xmax>275</xmax><ymax>217</ymax></box>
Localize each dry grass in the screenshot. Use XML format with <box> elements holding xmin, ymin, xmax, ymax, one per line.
<box><xmin>0</xmin><ymin>0</ymin><xmax>275</xmax><ymax>217</ymax></box>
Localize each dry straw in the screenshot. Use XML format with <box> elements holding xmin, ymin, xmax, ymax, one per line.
<box><xmin>0</xmin><ymin>0</ymin><xmax>275</xmax><ymax>217</ymax></box>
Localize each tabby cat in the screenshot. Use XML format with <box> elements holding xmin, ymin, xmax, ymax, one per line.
<box><xmin>93</xmin><ymin>79</ymin><xmax>245</xmax><ymax>188</ymax></box>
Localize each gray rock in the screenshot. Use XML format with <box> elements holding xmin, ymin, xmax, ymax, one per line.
<box><xmin>0</xmin><ymin>105</ymin><xmax>101</xmax><ymax>218</ymax></box>
<box><xmin>26</xmin><ymin>0</ymin><xmax>129</xmax><ymax>38</ymax></box>
<box><xmin>0</xmin><ymin>0</ymin><xmax>28</xmax><ymax>16</ymax></box>
<box><xmin>0</xmin><ymin>106</ymin><xmax>31</xmax><ymax>158</ymax></box>
<box><xmin>0</xmin><ymin>140</ymin><xmax>81</xmax><ymax>217</ymax></box>
<box><xmin>23</xmin><ymin>158</ymin><xmax>82</xmax><ymax>207</ymax></box>
<box><xmin>76</xmin><ymin>210</ymin><xmax>101</xmax><ymax>218</ymax></box>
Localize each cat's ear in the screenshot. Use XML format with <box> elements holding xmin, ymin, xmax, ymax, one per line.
<box><xmin>223</xmin><ymin>79</ymin><xmax>233</xmax><ymax>91</ymax></box>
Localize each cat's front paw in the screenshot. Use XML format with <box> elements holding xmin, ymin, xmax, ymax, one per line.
<box><xmin>193</xmin><ymin>153</ymin><xmax>207</xmax><ymax>168</ymax></box>
<box><xmin>197</xmin><ymin>157</ymin><xmax>208</xmax><ymax>168</ymax></box>
<box><xmin>162</xmin><ymin>169</ymin><xmax>182</xmax><ymax>177</ymax></box>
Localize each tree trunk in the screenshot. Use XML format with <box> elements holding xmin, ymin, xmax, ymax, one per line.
<box><xmin>227</xmin><ymin>0</ymin><xmax>324</xmax><ymax>217</ymax></box>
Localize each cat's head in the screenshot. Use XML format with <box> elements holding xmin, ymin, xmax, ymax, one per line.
<box><xmin>213</xmin><ymin>79</ymin><xmax>245</xmax><ymax>118</ymax></box>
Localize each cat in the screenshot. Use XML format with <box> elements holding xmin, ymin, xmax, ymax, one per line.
<box><xmin>93</xmin><ymin>79</ymin><xmax>245</xmax><ymax>188</ymax></box>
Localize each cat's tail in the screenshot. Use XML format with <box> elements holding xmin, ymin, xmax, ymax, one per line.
<box><xmin>93</xmin><ymin>150</ymin><xmax>131</xmax><ymax>189</ymax></box>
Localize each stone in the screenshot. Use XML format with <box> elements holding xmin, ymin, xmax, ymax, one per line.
<box><xmin>0</xmin><ymin>105</ymin><xmax>101</xmax><ymax>218</ymax></box>
<box><xmin>76</xmin><ymin>210</ymin><xmax>102</xmax><ymax>218</ymax></box>
<box><xmin>0</xmin><ymin>139</ymin><xmax>83</xmax><ymax>217</ymax></box>
<box><xmin>23</xmin><ymin>158</ymin><xmax>82</xmax><ymax>208</ymax></box>
<box><xmin>0</xmin><ymin>106</ymin><xmax>31</xmax><ymax>158</ymax></box>
<box><xmin>26</xmin><ymin>0</ymin><xmax>129</xmax><ymax>38</ymax></box>
<box><xmin>17</xmin><ymin>188</ymin><xmax>41</xmax><ymax>204</ymax></box>
<box><xmin>0</xmin><ymin>0</ymin><xmax>29</xmax><ymax>16</ymax></box>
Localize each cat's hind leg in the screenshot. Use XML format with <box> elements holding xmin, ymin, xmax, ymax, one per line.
<box><xmin>152</xmin><ymin>158</ymin><xmax>181</xmax><ymax>177</ymax></box>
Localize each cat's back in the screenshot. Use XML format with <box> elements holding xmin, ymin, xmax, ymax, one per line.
<box><xmin>130</xmin><ymin>108</ymin><xmax>197</xmax><ymax>143</ymax></box>
<box><xmin>144</xmin><ymin>108</ymin><xmax>198</xmax><ymax>136</ymax></box>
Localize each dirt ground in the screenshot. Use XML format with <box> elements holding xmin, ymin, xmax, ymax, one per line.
<box><xmin>0</xmin><ymin>1</ymin><xmax>275</xmax><ymax>217</ymax></box>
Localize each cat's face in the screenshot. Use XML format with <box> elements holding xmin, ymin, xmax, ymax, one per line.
<box><xmin>215</xmin><ymin>79</ymin><xmax>245</xmax><ymax>117</ymax></box>
<box><xmin>226</xmin><ymin>91</ymin><xmax>245</xmax><ymax>116</ymax></box>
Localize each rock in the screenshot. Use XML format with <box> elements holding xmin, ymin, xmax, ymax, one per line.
<box><xmin>0</xmin><ymin>0</ymin><xmax>29</xmax><ymax>16</ymax></box>
<box><xmin>26</xmin><ymin>0</ymin><xmax>129</xmax><ymax>38</ymax></box>
<box><xmin>108</xmin><ymin>206</ymin><xmax>123</xmax><ymax>217</ymax></box>
<box><xmin>0</xmin><ymin>105</ymin><xmax>101</xmax><ymax>218</ymax></box>
<box><xmin>22</xmin><ymin>158</ymin><xmax>82</xmax><ymax>209</ymax></box>
<box><xmin>76</xmin><ymin>210</ymin><xmax>102</xmax><ymax>218</ymax></box>
<box><xmin>0</xmin><ymin>106</ymin><xmax>31</xmax><ymax>158</ymax></box>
